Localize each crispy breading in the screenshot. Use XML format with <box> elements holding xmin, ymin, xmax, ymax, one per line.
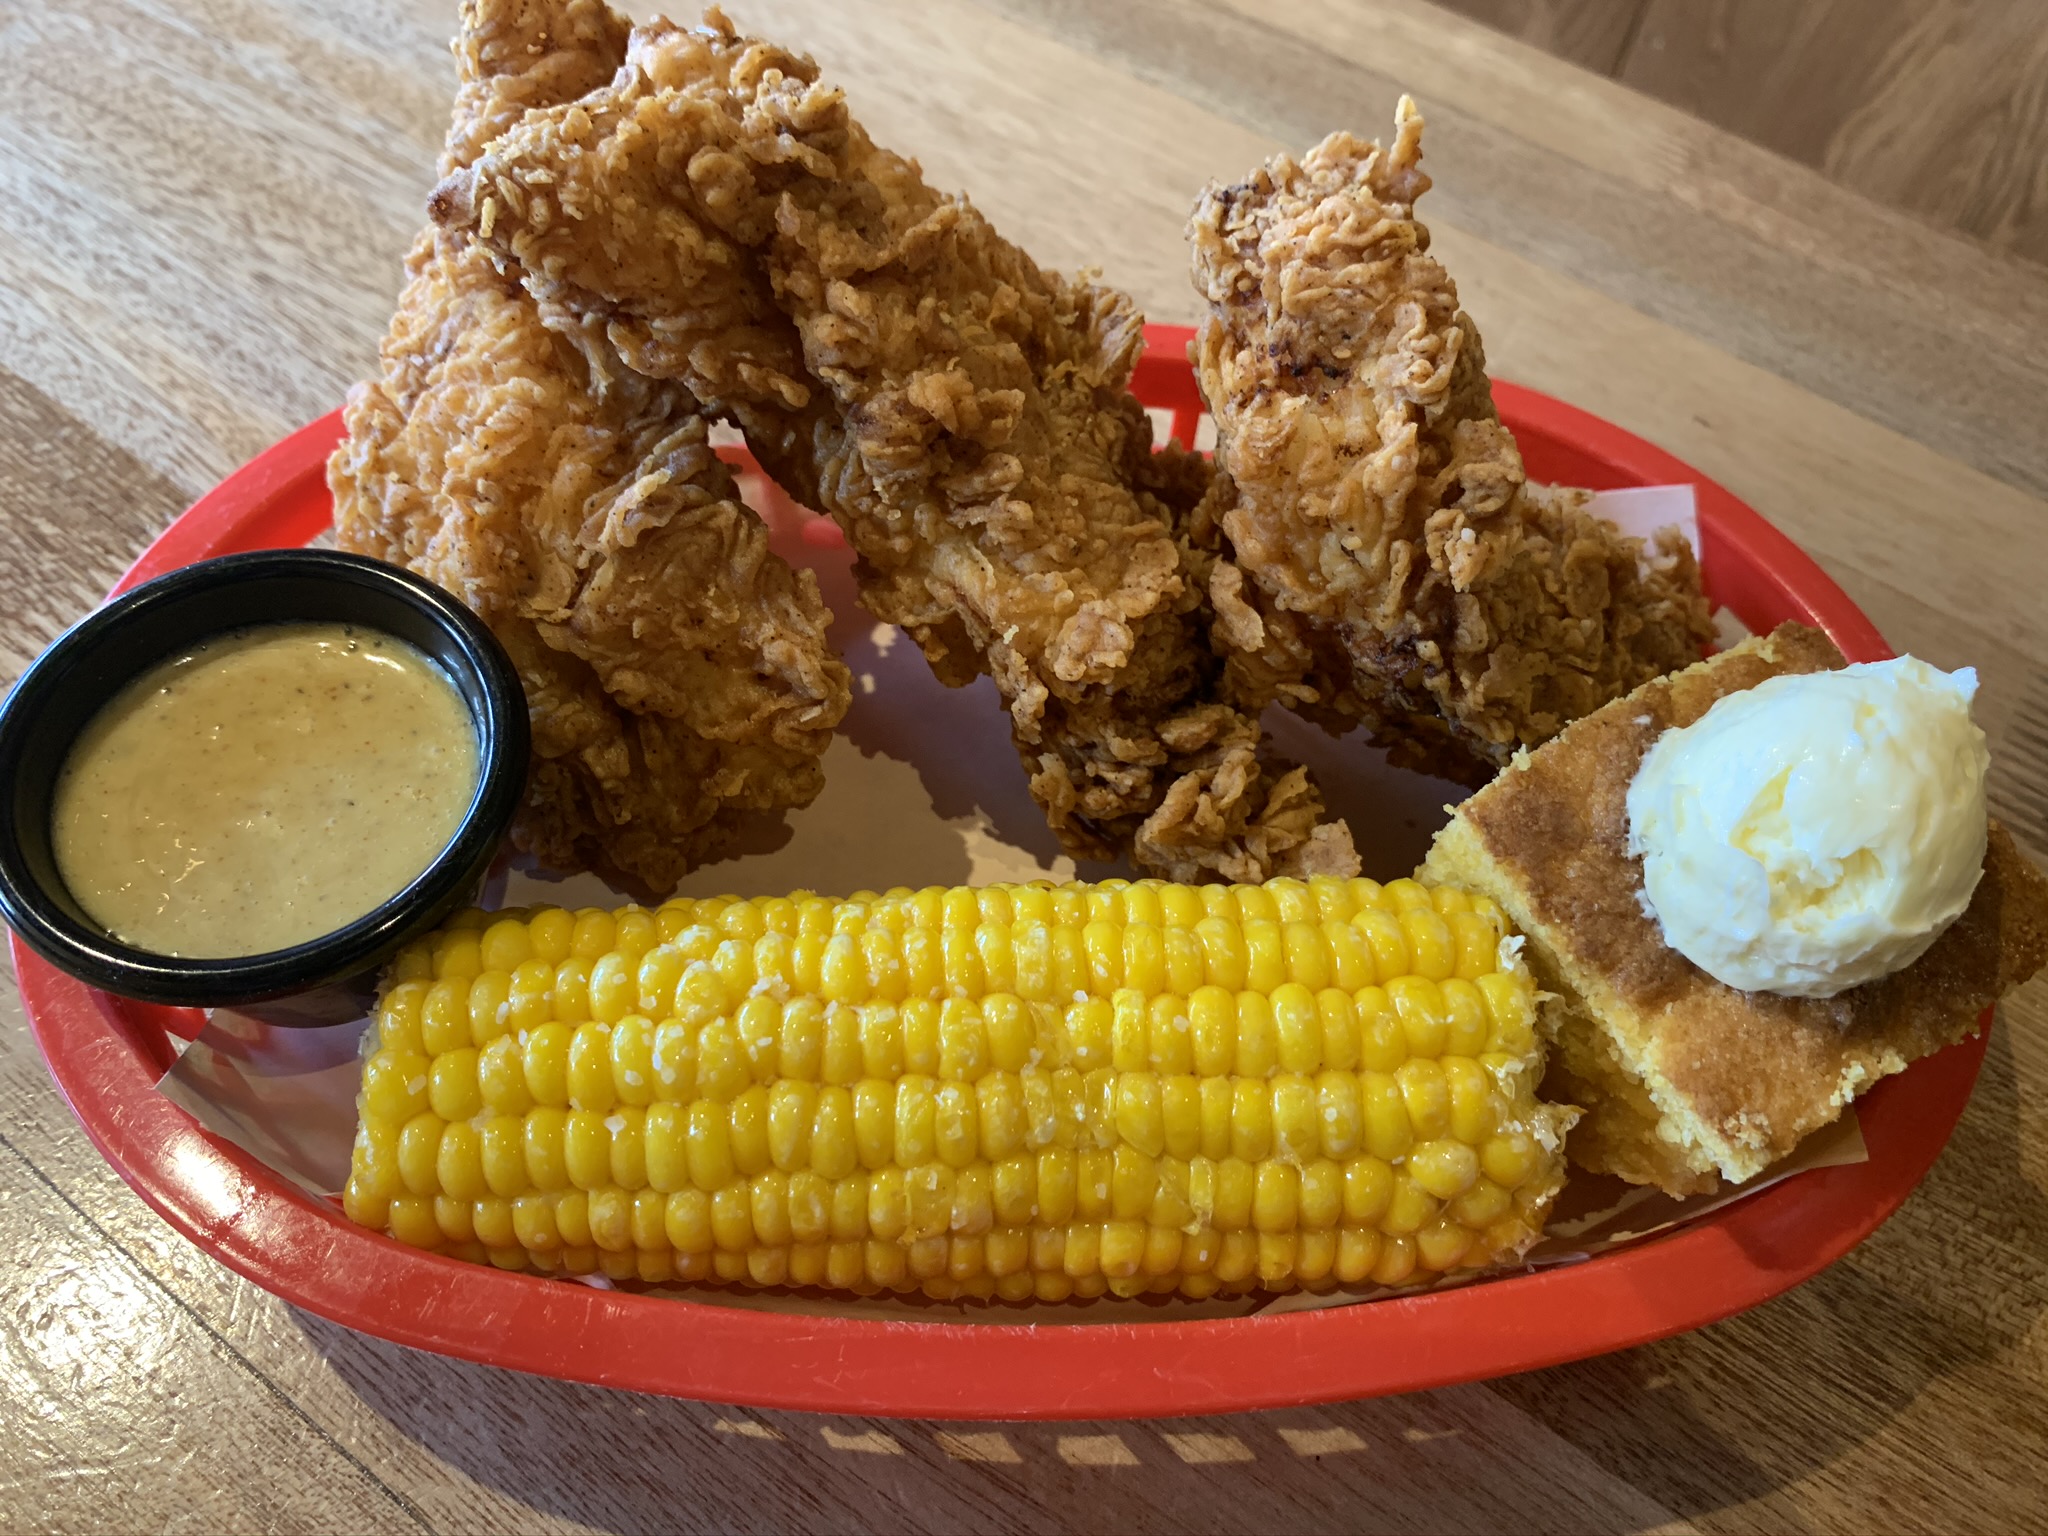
<box><xmin>432</xmin><ymin>8</ymin><xmax>1358</xmax><ymax>882</ymax></box>
<box><xmin>1189</xmin><ymin>101</ymin><xmax>1713</xmax><ymax>780</ymax></box>
<box><xmin>440</xmin><ymin>0</ymin><xmax>632</xmax><ymax>176</ymax></box>
<box><xmin>330</xmin><ymin>0</ymin><xmax>848</xmax><ymax>894</ymax></box>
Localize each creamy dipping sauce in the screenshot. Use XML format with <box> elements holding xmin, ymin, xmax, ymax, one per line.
<box><xmin>51</xmin><ymin>623</ymin><xmax>479</xmax><ymax>958</ymax></box>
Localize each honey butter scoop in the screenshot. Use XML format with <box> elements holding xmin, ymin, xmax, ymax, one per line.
<box><xmin>1625</xmin><ymin>655</ymin><xmax>1988</xmax><ymax>998</ymax></box>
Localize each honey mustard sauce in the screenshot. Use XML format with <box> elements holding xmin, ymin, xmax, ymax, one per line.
<box><xmin>51</xmin><ymin>622</ymin><xmax>479</xmax><ymax>958</ymax></box>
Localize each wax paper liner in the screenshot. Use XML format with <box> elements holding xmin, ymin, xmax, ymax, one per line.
<box><xmin>155</xmin><ymin>484</ymin><xmax>1851</xmax><ymax>1324</ymax></box>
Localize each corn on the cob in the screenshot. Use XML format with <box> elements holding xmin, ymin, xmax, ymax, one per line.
<box><xmin>344</xmin><ymin>876</ymin><xmax>1573</xmax><ymax>1300</ymax></box>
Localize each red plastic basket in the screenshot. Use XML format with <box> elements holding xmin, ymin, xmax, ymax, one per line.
<box><xmin>16</xmin><ymin>325</ymin><xmax>1971</xmax><ymax>1419</ymax></box>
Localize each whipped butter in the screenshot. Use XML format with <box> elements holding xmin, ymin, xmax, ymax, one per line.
<box><xmin>1625</xmin><ymin>656</ymin><xmax>1988</xmax><ymax>998</ymax></box>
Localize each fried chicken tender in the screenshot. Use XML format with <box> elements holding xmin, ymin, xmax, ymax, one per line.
<box><xmin>432</xmin><ymin>7</ymin><xmax>1357</xmax><ymax>881</ymax></box>
<box><xmin>330</xmin><ymin>0</ymin><xmax>849</xmax><ymax>894</ymax></box>
<box><xmin>1189</xmin><ymin>101</ymin><xmax>1712</xmax><ymax>780</ymax></box>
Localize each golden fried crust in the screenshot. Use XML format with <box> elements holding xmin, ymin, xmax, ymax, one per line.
<box><xmin>330</xmin><ymin>0</ymin><xmax>850</xmax><ymax>895</ymax></box>
<box><xmin>1428</xmin><ymin>623</ymin><xmax>2048</xmax><ymax>1190</ymax></box>
<box><xmin>434</xmin><ymin>7</ymin><xmax>1359</xmax><ymax>883</ymax></box>
<box><xmin>1189</xmin><ymin>102</ymin><xmax>1712</xmax><ymax>778</ymax></box>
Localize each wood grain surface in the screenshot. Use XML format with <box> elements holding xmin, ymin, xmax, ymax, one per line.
<box><xmin>1434</xmin><ymin>0</ymin><xmax>2048</xmax><ymax>267</ymax></box>
<box><xmin>2</xmin><ymin>1</ymin><xmax>2045</xmax><ymax>1531</ymax></box>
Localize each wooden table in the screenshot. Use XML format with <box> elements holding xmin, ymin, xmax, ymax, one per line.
<box><xmin>4</xmin><ymin>2</ymin><xmax>2045</xmax><ymax>1530</ymax></box>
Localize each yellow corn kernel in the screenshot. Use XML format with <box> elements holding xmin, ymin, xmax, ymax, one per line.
<box><xmin>397</xmin><ymin>1113</ymin><xmax>443</xmax><ymax>1196</ymax></box>
<box><xmin>434</xmin><ymin>1195</ymin><xmax>474</xmax><ymax>1244</ymax></box>
<box><xmin>505</xmin><ymin>961</ymin><xmax>553</xmax><ymax>1036</ymax></box>
<box><xmin>581</xmin><ymin>1196</ymin><xmax>626</xmax><ymax>1253</ymax></box>
<box><xmin>421</xmin><ymin>978</ymin><xmax>469</xmax><ymax>1056</ymax></box>
<box><xmin>549</xmin><ymin>959</ymin><xmax>590</xmax><ymax>1025</ymax></box>
<box><xmin>1355</xmin><ymin>987</ymin><xmax>1406</xmax><ymax>1072</ymax></box>
<box><xmin>939</xmin><ymin>999</ymin><xmax>989</xmax><ymax>1081</ymax></box>
<box><xmin>1416</xmin><ymin>1215</ymin><xmax>1473</xmax><ymax>1272</ymax></box>
<box><xmin>467</xmin><ymin>970</ymin><xmax>512</xmax><ymax>1048</ymax></box>
<box><xmin>1107</xmin><ymin>1142</ymin><xmax>1155</xmax><ymax>1221</ymax></box>
<box><xmin>362</xmin><ymin>1048</ymin><xmax>431</xmax><ymax>1124</ymax></box>
<box><xmin>608</xmin><ymin>1016</ymin><xmax>655</xmax><ymax>1107</ymax></box>
<box><xmin>1390</xmin><ymin>975</ymin><xmax>1448</xmax><ymax>1059</ymax></box>
<box><xmin>563</xmin><ymin>1109</ymin><xmax>609</xmax><ymax>1191</ymax></box>
<box><xmin>1272</xmin><ymin>1074</ymin><xmax>1319</xmax><ymax>1162</ymax></box>
<box><xmin>983</xmin><ymin>1161</ymin><xmax>1036</xmax><ymax>1236</ymax></box>
<box><xmin>811</xmin><ymin>1087</ymin><xmax>856</xmax><ymax>1181</ymax></box>
<box><xmin>1360</xmin><ymin>1073</ymin><xmax>1413</xmax><ymax>1161</ymax></box>
<box><xmin>768</xmin><ymin>1080</ymin><xmax>815</xmax><ymax>1171</ymax></box>
<box><xmin>587</xmin><ymin>951</ymin><xmax>634</xmax><ymax>1024</ymax></box>
<box><xmin>1111</xmin><ymin>1073</ymin><xmax>1164</xmax><ymax>1158</ymax></box>
<box><xmin>389</xmin><ymin>1195</ymin><xmax>441</xmax><ymax>1249</ymax></box>
<box><xmin>1300</xmin><ymin>1159</ymin><xmax>1342</xmax><ymax>1229</ymax></box>
<box><xmin>526</xmin><ymin>907</ymin><xmax>573</xmax><ymax>964</ymax></box>
<box><xmin>521</xmin><ymin>1022</ymin><xmax>570</xmax><ymax>1107</ymax></box>
<box><xmin>1482</xmin><ymin>1130</ymin><xmax>1540</xmax><ymax>1190</ymax></box>
<box><xmin>1382</xmin><ymin>1172</ymin><xmax>1439</xmax><ymax>1237</ymax></box>
<box><xmin>613</xmin><ymin>908</ymin><xmax>657</xmax><ymax>966</ymax></box>
<box><xmin>431</xmin><ymin>1120</ymin><xmax>482</xmax><ymax>1201</ymax></box>
<box><xmin>434</xmin><ymin>932</ymin><xmax>482</xmax><ymax>985</ymax></box>
<box><xmin>1478</xmin><ymin>971</ymin><xmax>1537</xmax><ymax>1055</ymax></box>
<box><xmin>1397</xmin><ymin>1058</ymin><xmax>1452</xmax><ymax>1141</ymax></box>
<box><xmin>1211</xmin><ymin>1157</ymin><xmax>1256</xmax><ymax>1231</ymax></box>
<box><xmin>694</xmin><ymin>1019</ymin><xmax>750</xmax><ymax>1103</ymax></box>
<box><xmin>935</xmin><ymin>1082</ymin><xmax>978</xmax><ymax>1169</ymax></box>
<box><xmin>651</xmin><ymin>1021</ymin><xmax>697</xmax><ymax>1103</ymax></box>
<box><xmin>469</xmin><ymin>1195</ymin><xmax>513</xmax><ymax>1250</ymax></box>
<box><xmin>1352</xmin><ymin>904</ymin><xmax>1408</xmax><ymax>981</ymax></box>
<box><xmin>1444</xmin><ymin>1056</ymin><xmax>1499</xmax><ymax>1145</ymax></box>
<box><xmin>1253</xmin><ymin>1161</ymin><xmax>1298</xmax><ymax>1233</ymax></box>
<box><xmin>1234</xmin><ymin>992</ymin><xmax>1277</xmax><ymax>1079</ymax></box>
<box><xmin>377</xmin><ymin>982</ymin><xmax>428</xmax><ymax>1056</ymax></box>
<box><xmin>522</xmin><ymin>1106</ymin><xmax>568</xmax><ymax>1191</ymax></box>
<box><xmin>686</xmin><ymin>1101</ymin><xmax>735</xmax><ymax>1192</ymax></box>
<box><xmin>482</xmin><ymin>1115</ymin><xmax>529</xmax><ymax>1196</ymax></box>
<box><xmin>1161</xmin><ymin>1076</ymin><xmax>1201</xmax><ymax>1160</ymax></box>
<box><xmin>511</xmin><ymin>1193</ymin><xmax>559</xmax><ymax>1254</ymax></box>
<box><xmin>1061</xmin><ymin>996</ymin><xmax>1110</xmax><ymax>1074</ymax></box>
<box><xmin>984</xmin><ymin>995</ymin><xmax>1034</xmax><ymax>1073</ymax></box>
<box><xmin>1009</xmin><ymin>923</ymin><xmax>1053</xmax><ymax>1002</ymax></box>
<box><xmin>428</xmin><ymin>1048</ymin><xmax>482</xmax><ymax>1123</ymax></box>
<box><xmin>1270</xmin><ymin>984</ymin><xmax>1322</xmax><ymax>1076</ymax></box>
<box><xmin>1317</xmin><ymin>1069</ymin><xmax>1362</xmax><ymax>1159</ymax></box>
<box><xmin>728</xmin><ymin>1086</ymin><xmax>771</xmax><ymax>1177</ymax></box>
<box><xmin>553</xmin><ymin>1190</ymin><xmax>591</xmax><ymax>1248</ymax></box>
<box><xmin>1323</xmin><ymin>921</ymin><xmax>1373</xmax><ymax>993</ymax></box>
<box><xmin>973</xmin><ymin>923</ymin><xmax>1014</xmax><ymax>998</ymax></box>
<box><xmin>1408</xmin><ymin>1139</ymin><xmax>1481</xmax><ymax>1200</ymax></box>
<box><xmin>566</xmin><ymin>1023</ymin><xmax>615</xmax><ymax>1113</ymax></box>
<box><xmin>807</xmin><ymin>1001</ymin><xmax>856</xmax><ymax>1086</ymax></box>
<box><xmin>894</xmin><ymin>1075</ymin><xmax>937</xmax><ymax>1166</ymax></box>
<box><xmin>1282</xmin><ymin>922</ymin><xmax>1330</xmax><ymax>992</ymax></box>
<box><xmin>389</xmin><ymin>943</ymin><xmax>433</xmax><ymax>986</ymax></box>
<box><xmin>1230</xmin><ymin>1078</ymin><xmax>1274</xmax><ymax>1161</ymax></box>
<box><xmin>1450</xmin><ymin>1177</ymin><xmax>1513</xmax><ymax>1229</ymax></box>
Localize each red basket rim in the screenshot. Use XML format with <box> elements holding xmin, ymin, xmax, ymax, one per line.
<box><xmin>16</xmin><ymin>325</ymin><xmax>1979</xmax><ymax>1418</ymax></box>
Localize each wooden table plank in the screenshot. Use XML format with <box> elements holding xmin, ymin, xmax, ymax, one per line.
<box><xmin>0</xmin><ymin>1126</ymin><xmax>427</xmax><ymax>1535</ymax></box>
<box><xmin>1622</xmin><ymin>0</ymin><xmax>2048</xmax><ymax>264</ymax></box>
<box><xmin>1</xmin><ymin>2</ymin><xmax>2045</xmax><ymax>1532</ymax></box>
<box><xmin>1433</xmin><ymin>0</ymin><xmax>1647</xmax><ymax>75</ymax></box>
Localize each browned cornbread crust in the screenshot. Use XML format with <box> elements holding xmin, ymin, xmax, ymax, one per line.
<box><xmin>1424</xmin><ymin>623</ymin><xmax>2048</xmax><ymax>1193</ymax></box>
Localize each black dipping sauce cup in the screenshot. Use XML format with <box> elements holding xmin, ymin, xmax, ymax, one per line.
<box><xmin>0</xmin><ymin>549</ymin><xmax>528</xmax><ymax>1025</ymax></box>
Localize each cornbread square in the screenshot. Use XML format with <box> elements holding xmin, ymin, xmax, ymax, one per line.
<box><xmin>1423</xmin><ymin>623</ymin><xmax>2048</xmax><ymax>1194</ymax></box>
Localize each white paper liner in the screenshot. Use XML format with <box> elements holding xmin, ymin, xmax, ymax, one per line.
<box><xmin>152</xmin><ymin>481</ymin><xmax>1848</xmax><ymax>1321</ymax></box>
